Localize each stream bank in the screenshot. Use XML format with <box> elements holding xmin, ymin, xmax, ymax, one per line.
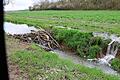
<box><xmin>4</xmin><ymin>22</ymin><xmax>120</xmax><ymax>75</ymax></box>
<box><xmin>7</xmin><ymin>36</ymin><xmax>120</xmax><ymax>80</ymax></box>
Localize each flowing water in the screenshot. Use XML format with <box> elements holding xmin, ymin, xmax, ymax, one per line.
<box><xmin>93</xmin><ymin>32</ymin><xmax>120</xmax><ymax>42</ymax></box>
<box><xmin>4</xmin><ymin>22</ymin><xmax>119</xmax><ymax>75</ymax></box>
<box><xmin>52</xmin><ymin>50</ymin><xmax>118</xmax><ymax>75</ymax></box>
<box><xmin>93</xmin><ymin>32</ymin><xmax>120</xmax><ymax>66</ymax></box>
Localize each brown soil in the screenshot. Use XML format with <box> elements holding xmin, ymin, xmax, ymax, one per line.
<box><xmin>60</xmin><ymin>42</ymin><xmax>76</xmax><ymax>55</ymax></box>
<box><xmin>8</xmin><ymin>61</ymin><xmax>29</xmax><ymax>80</ymax></box>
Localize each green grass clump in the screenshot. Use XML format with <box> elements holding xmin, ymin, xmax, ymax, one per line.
<box><xmin>111</xmin><ymin>58</ymin><xmax>120</xmax><ymax>72</ymax></box>
<box><xmin>9</xmin><ymin>44</ymin><xmax>120</xmax><ymax>80</ymax></box>
<box><xmin>52</xmin><ymin>28</ymin><xmax>110</xmax><ymax>58</ymax></box>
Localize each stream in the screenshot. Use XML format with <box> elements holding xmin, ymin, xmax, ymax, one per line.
<box><xmin>4</xmin><ymin>22</ymin><xmax>119</xmax><ymax>75</ymax></box>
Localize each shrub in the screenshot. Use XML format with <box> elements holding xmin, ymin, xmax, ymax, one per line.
<box><xmin>52</xmin><ymin>28</ymin><xmax>106</xmax><ymax>58</ymax></box>
<box><xmin>87</xmin><ymin>45</ymin><xmax>102</xmax><ymax>59</ymax></box>
<box><xmin>89</xmin><ymin>37</ymin><xmax>111</xmax><ymax>50</ymax></box>
<box><xmin>52</xmin><ymin>28</ymin><xmax>78</xmax><ymax>43</ymax></box>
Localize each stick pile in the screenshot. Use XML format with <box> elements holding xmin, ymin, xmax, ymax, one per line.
<box><xmin>11</xmin><ymin>30</ymin><xmax>60</xmax><ymax>50</ymax></box>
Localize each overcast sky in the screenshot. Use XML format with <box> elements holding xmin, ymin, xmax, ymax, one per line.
<box><xmin>4</xmin><ymin>0</ymin><xmax>57</xmax><ymax>11</ymax></box>
<box><xmin>4</xmin><ymin>0</ymin><xmax>33</xmax><ymax>11</ymax></box>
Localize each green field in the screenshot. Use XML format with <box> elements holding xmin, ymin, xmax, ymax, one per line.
<box><xmin>5</xmin><ymin>10</ymin><xmax>120</xmax><ymax>35</ymax></box>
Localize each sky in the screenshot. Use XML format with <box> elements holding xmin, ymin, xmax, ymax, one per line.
<box><xmin>4</xmin><ymin>0</ymin><xmax>33</xmax><ymax>11</ymax></box>
<box><xmin>4</xmin><ymin>0</ymin><xmax>57</xmax><ymax>11</ymax></box>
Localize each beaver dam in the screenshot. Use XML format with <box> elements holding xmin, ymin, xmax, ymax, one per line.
<box><xmin>4</xmin><ymin>22</ymin><xmax>120</xmax><ymax>75</ymax></box>
<box><xmin>4</xmin><ymin>22</ymin><xmax>60</xmax><ymax>51</ymax></box>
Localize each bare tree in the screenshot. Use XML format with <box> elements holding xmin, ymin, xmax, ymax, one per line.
<box><xmin>3</xmin><ymin>0</ymin><xmax>10</xmax><ymax>6</ymax></box>
<box><xmin>30</xmin><ymin>0</ymin><xmax>120</xmax><ymax>10</ymax></box>
<box><xmin>3</xmin><ymin>0</ymin><xmax>15</xmax><ymax>6</ymax></box>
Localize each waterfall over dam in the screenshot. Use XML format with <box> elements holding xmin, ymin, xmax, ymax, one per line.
<box><xmin>93</xmin><ymin>32</ymin><xmax>120</xmax><ymax>66</ymax></box>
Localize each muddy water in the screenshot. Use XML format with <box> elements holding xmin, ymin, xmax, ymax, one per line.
<box><xmin>4</xmin><ymin>22</ymin><xmax>38</xmax><ymax>35</ymax></box>
<box><xmin>4</xmin><ymin>22</ymin><xmax>119</xmax><ymax>75</ymax></box>
<box><xmin>52</xmin><ymin>50</ymin><xmax>118</xmax><ymax>75</ymax></box>
<box><xmin>93</xmin><ymin>32</ymin><xmax>120</xmax><ymax>42</ymax></box>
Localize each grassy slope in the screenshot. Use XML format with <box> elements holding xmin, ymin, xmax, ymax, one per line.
<box><xmin>7</xmin><ymin>36</ymin><xmax>120</xmax><ymax>80</ymax></box>
<box><xmin>5</xmin><ymin>10</ymin><xmax>120</xmax><ymax>35</ymax></box>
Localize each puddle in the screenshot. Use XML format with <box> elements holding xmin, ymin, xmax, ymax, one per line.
<box><xmin>4</xmin><ymin>22</ymin><xmax>38</xmax><ymax>35</ymax></box>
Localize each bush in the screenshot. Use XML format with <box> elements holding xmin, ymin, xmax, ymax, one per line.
<box><xmin>88</xmin><ymin>45</ymin><xmax>101</xmax><ymax>59</ymax></box>
<box><xmin>111</xmin><ymin>58</ymin><xmax>120</xmax><ymax>72</ymax></box>
<box><xmin>52</xmin><ymin>28</ymin><xmax>108</xmax><ymax>58</ymax></box>
<box><xmin>89</xmin><ymin>37</ymin><xmax>111</xmax><ymax>48</ymax></box>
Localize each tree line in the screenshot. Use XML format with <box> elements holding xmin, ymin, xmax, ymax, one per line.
<box><xmin>29</xmin><ymin>0</ymin><xmax>120</xmax><ymax>10</ymax></box>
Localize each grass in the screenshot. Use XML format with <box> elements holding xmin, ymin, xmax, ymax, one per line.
<box><xmin>5</xmin><ymin>10</ymin><xmax>120</xmax><ymax>35</ymax></box>
<box><xmin>111</xmin><ymin>58</ymin><xmax>120</xmax><ymax>73</ymax></box>
<box><xmin>8</xmin><ymin>42</ymin><xmax>120</xmax><ymax>80</ymax></box>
